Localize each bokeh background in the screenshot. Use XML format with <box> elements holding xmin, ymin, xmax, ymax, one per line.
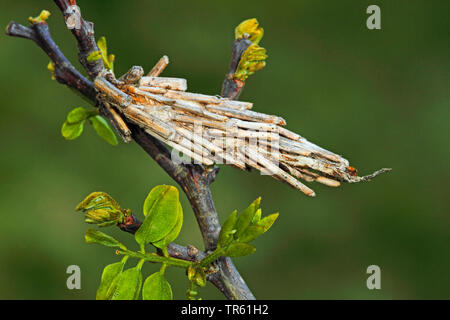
<box><xmin>0</xmin><ymin>0</ymin><xmax>448</xmax><ymax>299</ymax></box>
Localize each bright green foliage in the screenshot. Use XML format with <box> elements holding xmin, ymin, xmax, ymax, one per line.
<box><xmin>233</xmin><ymin>18</ymin><xmax>268</xmax><ymax>81</ymax></box>
<box><xmin>142</xmin><ymin>271</ymin><xmax>173</xmax><ymax>300</ymax></box>
<box><xmin>225</xmin><ymin>242</ymin><xmax>256</xmax><ymax>257</ymax></box>
<box><xmin>28</xmin><ymin>10</ymin><xmax>50</xmax><ymax>24</ymax></box>
<box><xmin>87</xmin><ymin>50</ymin><xmax>102</xmax><ymax>62</ymax></box>
<box><xmin>96</xmin><ymin>257</ymin><xmax>128</xmax><ymax>300</ymax></box>
<box><xmin>76</xmin><ymin>187</ymin><xmax>277</xmax><ymax>300</ymax></box>
<box><xmin>61</xmin><ymin>107</ymin><xmax>117</xmax><ymax>145</ymax></box>
<box><xmin>77</xmin><ymin>186</ymin><xmax>184</xmax><ymax>299</ymax></box>
<box><xmin>47</xmin><ymin>61</ymin><xmax>56</xmax><ymax>80</ymax></box>
<box><xmin>86</xmin><ymin>37</ymin><xmax>115</xmax><ymax>71</ymax></box>
<box><xmin>97</xmin><ymin>36</ymin><xmax>115</xmax><ymax>71</ymax></box>
<box><xmin>75</xmin><ymin>192</ymin><xmax>125</xmax><ymax>226</ymax></box>
<box><xmin>215</xmin><ymin>197</ymin><xmax>278</xmax><ymax>258</ymax></box>
<box><xmin>61</xmin><ymin>121</ymin><xmax>84</xmax><ymax>140</ymax></box>
<box><xmin>235</xmin><ymin>18</ymin><xmax>264</xmax><ymax>44</ymax></box>
<box><xmin>85</xmin><ymin>229</ymin><xmax>126</xmax><ymax>250</ymax></box>
<box><xmin>152</xmin><ymin>206</ymin><xmax>183</xmax><ymax>251</ymax></box>
<box><xmin>217</xmin><ymin>210</ymin><xmax>238</xmax><ymax>246</ymax></box>
<box><xmin>111</xmin><ymin>263</ymin><xmax>143</xmax><ymax>300</ymax></box>
<box><xmin>89</xmin><ymin>115</ymin><xmax>118</xmax><ymax>146</ymax></box>
<box><xmin>135</xmin><ymin>185</ymin><xmax>183</xmax><ymax>251</ymax></box>
<box><xmin>66</xmin><ymin>107</ymin><xmax>90</xmax><ymax>124</ymax></box>
<box><xmin>234</xmin><ymin>44</ymin><xmax>268</xmax><ymax>81</ymax></box>
<box><xmin>235</xmin><ymin>198</ymin><xmax>261</xmax><ymax>238</ymax></box>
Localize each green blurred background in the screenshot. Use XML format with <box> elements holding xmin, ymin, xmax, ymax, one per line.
<box><xmin>0</xmin><ymin>0</ymin><xmax>448</xmax><ymax>299</ymax></box>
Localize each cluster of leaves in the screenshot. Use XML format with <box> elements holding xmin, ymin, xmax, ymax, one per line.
<box><xmin>233</xmin><ymin>18</ymin><xmax>268</xmax><ymax>81</ymax></box>
<box><xmin>186</xmin><ymin>197</ymin><xmax>279</xmax><ymax>299</ymax></box>
<box><xmin>61</xmin><ymin>107</ymin><xmax>118</xmax><ymax>145</ymax></box>
<box><xmin>87</xmin><ymin>36</ymin><xmax>115</xmax><ymax>72</ymax></box>
<box><xmin>59</xmin><ymin>36</ymin><xmax>116</xmax><ymax>145</ymax></box>
<box><xmin>75</xmin><ymin>192</ymin><xmax>127</xmax><ymax>227</ymax></box>
<box><xmin>28</xmin><ymin>9</ymin><xmax>50</xmax><ymax>24</ymax></box>
<box><xmin>76</xmin><ymin>186</ymin><xmax>278</xmax><ymax>300</ymax></box>
<box><xmin>77</xmin><ymin>186</ymin><xmax>184</xmax><ymax>300</ymax></box>
<box><xmin>214</xmin><ymin>197</ymin><xmax>278</xmax><ymax>259</ymax></box>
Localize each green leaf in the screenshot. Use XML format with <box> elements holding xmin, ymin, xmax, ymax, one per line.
<box><xmin>85</xmin><ymin>229</ymin><xmax>125</xmax><ymax>249</ymax></box>
<box><xmin>96</xmin><ymin>259</ymin><xmax>127</xmax><ymax>300</ymax></box>
<box><xmin>252</xmin><ymin>209</ymin><xmax>262</xmax><ymax>224</ymax></box>
<box><xmin>237</xmin><ymin>225</ymin><xmax>265</xmax><ymax>243</ymax></box>
<box><xmin>143</xmin><ymin>185</ymin><xmax>170</xmax><ymax>217</ymax></box>
<box><xmin>76</xmin><ymin>192</ymin><xmax>122</xmax><ymax>213</ymax></box>
<box><xmin>152</xmin><ymin>201</ymin><xmax>183</xmax><ymax>250</ymax></box>
<box><xmin>28</xmin><ymin>10</ymin><xmax>51</xmax><ymax>24</ymax></box>
<box><xmin>218</xmin><ymin>210</ymin><xmax>238</xmax><ymax>247</ymax></box>
<box><xmin>76</xmin><ymin>192</ymin><xmax>125</xmax><ymax>226</ymax></box>
<box><xmin>111</xmin><ymin>265</ymin><xmax>143</xmax><ymax>300</ymax></box>
<box><xmin>235</xmin><ymin>18</ymin><xmax>264</xmax><ymax>44</ymax></box>
<box><xmin>87</xmin><ymin>50</ymin><xmax>102</xmax><ymax>62</ymax></box>
<box><xmin>142</xmin><ymin>271</ymin><xmax>173</xmax><ymax>300</ymax></box>
<box><xmin>135</xmin><ymin>186</ymin><xmax>181</xmax><ymax>248</ymax></box>
<box><xmin>224</xmin><ymin>242</ymin><xmax>256</xmax><ymax>258</ymax></box>
<box><xmin>66</xmin><ymin>107</ymin><xmax>90</xmax><ymax>124</ymax></box>
<box><xmin>257</xmin><ymin>213</ymin><xmax>279</xmax><ymax>232</ymax></box>
<box><xmin>97</xmin><ymin>36</ymin><xmax>114</xmax><ymax>71</ymax></box>
<box><xmin>234</xmin><ymin>198</ymin><xmax>261</xmax><ymax>239</ymax></box>
<box><xmin>61</xmin><ymin>120</ymin><xmax>84</xmax><ymax>140</ymax></box>
<box><xmin>89</xmin><ymin>115</ymin><xmax>118</xmax><ymax>146</ymax></box>
<box><xmin>234</xmin><ymin>44</ymin><xmax>267</xmax><ymax>81</ymax></box>
<box><xmin>97</xmin><ymin>37</ymin><xmax>107</xmax><ymax>55</ymax></box>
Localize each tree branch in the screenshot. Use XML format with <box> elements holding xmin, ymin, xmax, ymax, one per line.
<box><xmin>6</xmin><ymin>1</ymin><xmax>255</xmax><ymax>300</ymax></box>
<box><xmin>221</xmin><ymin>38</ymin><xmax>252</xmax><ymax>100</ymax></box>
<box><xmin>6</xmin><ymin>21</ymin><xmax>95</xmax><ymax>101</ymax></box>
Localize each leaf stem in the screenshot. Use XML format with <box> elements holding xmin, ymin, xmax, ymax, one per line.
<box><xmin>117</xmin><ymin>249</ymin><xmax>193</xmax><ymax>268</ymax></box>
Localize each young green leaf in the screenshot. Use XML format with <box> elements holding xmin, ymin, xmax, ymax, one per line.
<box><xmin>135</xmin><ymin>186</ymin><xmax>181</xmax><ymax>248</ymax></box>
<box><xmin>96</xmin><ymin>259</ymin><xmax>127</xmax><ymax>300</ymax></box>
<box><xmin>257</xmin><ymin>213</ymin><xmax>279</xmax><ymax>232</ymax></box>
<box><xmin>76</xmin><ymin>192</ymin><xmax>125</xmax><ymax>226</ymax></box>
<box><xmin>61</xmin><ymin>121</ymin><xmax>84</xmax><ymax>140</ymax></box>
<box><xmin>234</xmin><ymin>198</ymin><xmax>261</xmax><ymax>239</ymax></box>
<box><xmin>236</xmin><ymin>225</ymin><xmax>265</xmax><ymax>243</ymax></box>
<box><xmin>89</xmin><ymin>115</ymin><xmax>118</xmax><ymax>146</ymax></box>
<box><xmin>97</xmin><ymin>37</ymin><xmax>107</xmax><ymax>55</ymax></box>
<box><xmin>224</xmin><ymin>242</ymin><xmax>256</xmax><ymax>258</ymax></box>
<box><xmin>218</xmin><ymin>210</ymin><xmax>238</xmax><ymax>247</ymax></box>
<box><xmin>142</xmin><ymin>271</ymin><xmax>173</xmax><ymax>300</ymax></box>
<box><xmin>97</xmin><ymin>36</ymin><xmax>114</xmax><ymax>71</ymax></box>
<box><xmin>235</xmin><ymin>18</ymin><xmax>264</xmax><ymax>44</ymax></box>
<box><xmin>28</xmin><ymin>10</ymin><xmax>51</xmax><ymax>24</ymax></box>
<box><xmin>66</xmin><ymin>107</ymin><xmax>89</xmax><ymax>124</ymax></box>
<box><xmin>76</xmin><ymin>192</ymin><xmax>122</xmax><ymax>213</ymax></box>
<box><xmin>87</xmin><ymin>50</ymin><xmax>102</xmax><ymax>62</ymax></box>
<box><xmin>234</xmin><ymin>44</ymin><xmax>267</xmax><ymax>81</ymax></box>
<box><xmin>111</xmin><ymin>265</ymin><xmax>143</xmax><ymax>300</ymax></box>
<box><xmin>252</xmin><ymin>208</ymin><xmax>262</xmax><ymax>224</ymax></box>
<box><xmin>151</xmin><ymin>201</ymin><xmax>183</xmax><ymax>250</ymax></box>
<box><xmin>85</xmin><ymin>229</ymin><xmax>125</xmax><ymax>249</ymax></box>
<box><xmin>142</xmin><ymin>185</ymin><xmax>172</xmax><ymax>217</ymax></box>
